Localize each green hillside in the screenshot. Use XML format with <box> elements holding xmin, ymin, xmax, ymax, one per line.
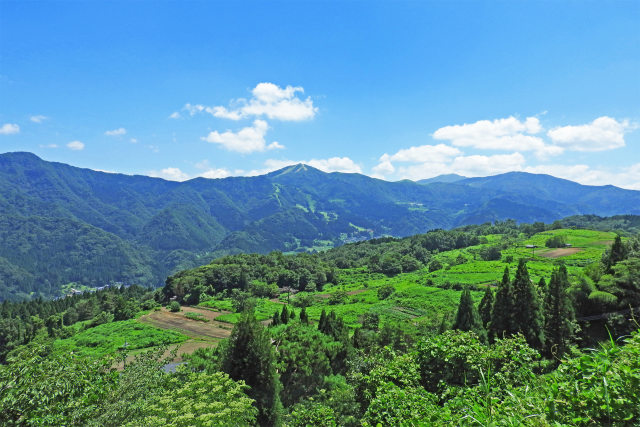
<box><xmin>3</xmin><ymin>152</ymin><xmax>640</xmax><ymax>301</ymax></box>
<box><xmin>1</xmin><ymin>221</ymin><xmax>639</xmax><ymax>425</ymax></box>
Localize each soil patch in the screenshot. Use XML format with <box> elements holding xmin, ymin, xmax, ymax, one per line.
<box><xmin>139</xmin><ymin>308</ymin><xmax>232</xmax><ymax>340</ymax></box>
<box><xmin>115</xmin><ymin>339</ymin><xmax>217</xmax><ymax>370</ymax></box>
<box><xmin>539</xmin><ymin>248</ymin><xmax>583</xmax><ymax>258</ymax></box>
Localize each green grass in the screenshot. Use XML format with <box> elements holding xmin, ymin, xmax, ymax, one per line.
<box><xmin>53</xmin><ymin>319</ymin><xmax>187</xmax><ymax>359</ymax></box>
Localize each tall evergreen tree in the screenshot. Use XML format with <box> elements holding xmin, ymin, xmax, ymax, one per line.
<box><xmin>543</xmin><ymin>264</ymin><xmax>576</xmax><ymax>358</ymax></box>
<box><xmin>453</xmin><ymin>287</ymin><xmax>482</xmax><ymax>333</ymax></box>
<box><xmin>280</xmin><ymin>305</ymin><xmax>289</xmax><ymax>325</ymax></box>
<box><xmin>478</xmin><ymin>287</ymin><xmax>494</xmax><ymax>329</ymax></box>
<box><xmin>299</xmin><ymin>306</ymin><xmax>308</xmax><ymax>324</ymax></box>
<box><xmin>605</xmin><ymin>235</ymin><xmax>627</xmax><ymax>273</ymax></box>
<box><xmin>489</xmin><ymin>266</ymin><xmax>513</xmax><ymax>342</ymax></box>
<box><xmin>220</xmin><ymin>312</ymin><xmax>282</xmax><ymax>426</ymax></box>
<box><xmin>318</xmin><ymin>309</ymin><xmax>327</xmax><ymax>332</ymax></box>
<box><xmin>511</xmin><ymin>259</ymin><xmax>544</xmax><ymax>349</ymax></box>
<box><xmin>271</xmin><ymin>310</ymin><xmax>280</xmax><ymax>327</ymax></box>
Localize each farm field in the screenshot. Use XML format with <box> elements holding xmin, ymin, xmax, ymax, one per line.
<box><xmin>194</xmin><ymin>229</ymin><xmax>615</xmax><ymax>333</ymax></box>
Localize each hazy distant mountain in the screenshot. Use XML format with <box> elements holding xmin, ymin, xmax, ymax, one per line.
<box><xmin>417</xmin><ymin>174</ymin><xmax>467</xmax><ymax>184</ymax></box>
<box><xmin>2</xmin><ymin>152</ymin><xmax>640</xmax><ymax>300</ymax></box>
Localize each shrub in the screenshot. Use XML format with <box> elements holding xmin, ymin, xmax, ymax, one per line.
<box><xmin>168</xmin><ymin>301</ymin><xmax>180</xmax><ymax>312</ymax></box>
<box><xmin>377</xmin><ymin>285</ymin><xmax>395</xmax><ymax>300</ymax></box>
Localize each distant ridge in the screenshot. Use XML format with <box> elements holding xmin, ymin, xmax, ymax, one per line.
<box><xmin>417</xmin><ymin>174</ymin><xmax>467</xmax><ymax>184</ymax></box>
<box><xmin>2</xmin><ymin>151</ymin><xmax>640</xmax><ymax>300</ymax></box>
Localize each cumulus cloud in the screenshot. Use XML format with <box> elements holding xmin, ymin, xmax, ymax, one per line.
<box><xmin>524</xmin><ymin>163</ymin><xmax>640</xmax><ymax>190</ymax></box>
<box><xmin>372</xmin><ymin>144</ymin><xmax>461</xmax><ymax>178</ymax></box>
<box><xmin>182</xmin><ymin>82</ymin><xmax>317</xmax><ymax>122</ymax></box>
<box><xmin>202</xmin><ymin>120</ymin><xmax>284</xmax><ymax>153</ymax></box>
<box><xmin>433</xmin><ymin>116</ymin><xmax>561</xmax><ymax>159</ymax></box>
<box><xmin>384</xmin><ymin>152</ymin><xmax>526</xmax><ymax>181</ymax></box>
<box><xmin>105</xmin><ymin>127</ymin><xmax>127</xmax><ymax>136</ymax></box>
<box><xmin>0</xmin><ymin>123</ymin><xmax>20</xmax><ymax>135</ymax></box>
<box><xmin>200</xmin><ymin>168</ymin><xmax>233</xmax><ymax>179</ymax></box>
<box><xmin>30</xmin><ymin>115</ymin><xmax>48</xmax><ymax>123</ymax></box>
<box><xmin>148</xmin><ymin>167</ymin><xmax>190</xmax><ymax>181</ymax></box>
<box><xmin>547</xmin><ymin>116</ymin><xmax>632</xmax><ymax>151</ymax></box>
<box><xmin>169</xmin><ymin>112</ymin><xmax>181</xmax><ymax>119</ymax></box>
<box><xmin>67</xmin><ymin>141</ymin><xmax>85</xmax><ymax>150</ymax></box>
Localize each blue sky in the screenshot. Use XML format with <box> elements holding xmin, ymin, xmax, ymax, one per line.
<box><xmin>1</xmin><ymin>1</ymin><xmax>639</xmax><ymax>188</ymax></box>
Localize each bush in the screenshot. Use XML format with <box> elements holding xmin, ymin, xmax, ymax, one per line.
<box><xmin>377</xmin><ymin>285</ymin><xmax>395</xmax><ymax>300</ymax></box>
<box><xmin>545</xmin><ymin>235</ymin><xmax>567</xmax><ymax>248</ymax></box>
<box><xmin>168</xmin><ymin>301</ymin><xmax>180</xmax><ymax>312</ymax></box>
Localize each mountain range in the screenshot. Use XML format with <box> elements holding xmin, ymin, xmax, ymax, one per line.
<box><xmin>2</xmin><ymin>151</ymin><xmax>640</xmax><ymax>301</ymax></box>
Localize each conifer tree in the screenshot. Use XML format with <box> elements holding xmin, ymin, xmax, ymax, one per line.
<box><xmin>271</xmin><ymin>310</ymin><xmax>280</xmax><ymax>327</ymax></box>
<box><xmin>511</xmin><ymin>259</ymin><xmax>544</xmax><ymax>349</ymax></box>
<box><xmin>318</xmin><ymin>309</ymin><xmax>327</xmax><ymax>332</ymax></box>
<box><xmin>220</xmin><ymin>312</ymin><xmax>282</xmax><ymax>426</ymax></box>
<box><xmin>478</xmin><ymin>287</ymin><xmax>494</xmax><ymax>329</ymax></box>
<box><xmin>299</xmin><ymin>306</ymin><xmax>308</xmax><ymax>324</ymax></box>
<box><xmin>605</xmin><ymin>235</ymin><xmax>627</xmax><ymax>273</ymax></box>
<box><xmin>280</xmin><ymin>305</ymin><xmax>289</xmax><ymax>325</ymax></box>
<box><xmin>543</xmin><ymin>264</ymin><xmax>576</xmax><ymax>358</ymax></box>
<box><xmin>453</xmin><ymin>287</ymin><xmax>481</xmax><ymax>333</ymax></box>
<box><xmin>289</xmin><ymin>308</ymin><xmax>295</xmax><ymax>320</ymax></box>
<box><xmin>489</xmin><ymin>266</ymin><xmax>513</xmax><ymax>342</ymax></box>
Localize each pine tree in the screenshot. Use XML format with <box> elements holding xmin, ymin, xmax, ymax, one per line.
<box><xmin>220</xmin><ymin>312</ymin><xmax>282</xmax><ymax>426</ymax></box>
<box><xmin>489</xmin><ymin>266</ymin><xmax>513</xmax><ymax>342</ymax></box>
<box><xmin>605</xmin><ymin>235</ymin><xmax>627</xmax><ymax>273</ymax></box>
<box><xmin>289</xmin><ymin>308</ymin><xmax>295</xmax><ymax>320</ymax></box>
<box><xmin>280</xmin><ymin>305</ymin><xmax>289</xmax><ymax>325</ymax></box>
<box><xmin>478</xmin><ymin>287</ymin><xmax>494</xmax><ymax>329</ymax></box>
<box><xmin>299</xmin><ymin>306</ymin><xmax>308</xmax><ymax>324</ymax></box>
<box><xmin>511</xmin><ymin>259</ymin><xmax>544</xmax><ymax>349</ymax></box>
<box><xmin>543</xmin><ymin>264</ymin><xmax>576</xmax><ymax>358</ymax></box>
<box><xmin>318</xmin><ymin>309</ymin><xmax>327</xmax><ymax>332</ymax></box>
<box><xmin>453</xmin><ymin>287</ymin><xmax>481</xmax><ymax>332</ymax></box>
<box><xmin>271</xmin><ymin>310</ymin><xmax>280</xmax><ymax>327</ymax></box>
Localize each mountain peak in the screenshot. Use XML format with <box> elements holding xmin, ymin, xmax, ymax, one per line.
<box><xmin>267</xmin><ymin>163</ymin><xmax>324</xmax><ymax>178</ymax></box>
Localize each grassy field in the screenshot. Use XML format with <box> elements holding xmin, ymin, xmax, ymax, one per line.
<box><xmin>53</xmin><ymin>318</ymin><xmax>188</xmax><ymax>359</ymax></box>
<box><xmin>194</xmin><ymin>228</ymin><xmax>614</xmax><ymax>332</ymax></box>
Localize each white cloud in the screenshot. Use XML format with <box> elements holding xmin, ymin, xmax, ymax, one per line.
<box><xmin>105</xmin><ymin>127</ymin><xmax>127</xmax><ymax>136</ymax></box>
<box><xmin>524</xmin><ymin>163</ymin><xmax>640</xmax><ymax>190</ymax></box>
<box><xmin>372</xmin><ymin>144</ymin><xmax>461</xmax><ymax>178</ymax></box>
<box><xmin>388</xmin><ymin>144</ymin><xmax>462</xmax><ymax>163</ymax></box>
<box><xmin>450</xmin><ymin>152</ymin><xmax>526</xmax><ymax>176</ymax></box>
<box><xmin>547</xmin><ymin>116</ymin><xmax>632</xmax><ymax>151</ymax></box>
<box><xmin>200</xmin><ymin>168</ymin><xmax>233</xmax><ymax>179</ymax></box>
<box><xmin>433</xmin><ymin>116</ymin><xmax>560</xmax><ymax>159</ymax></box>
<box><xmin>182</xmin><ymin>82</ymin><xmax>317</xmax><ymax>122</ymax></box>
<box><xmin>384</xmin><ymin>152</ymin><xmax>526</xmax><ymax>181</ymax></box>
<box><xmin>203</xmin><ymin>119</ymin><xmax>282</xmax><ymax>153</ymax></box>
<box><xmin>169</xmin><ymin>112</ymin><xmax>181</xmax><ymax>119</ymax></box>
<box><xmin>30</xmin><ymin>115</ymin><xmax>48</xmax><ymax>123</ymax></box>
<box><xmin>0</xmin><ymin>123</ymin><xmax>20</xmax><ymax>135</ymax></box>
<box><xmin>147</xmin><ymin>145</ymin><xmax>159</xmax><ymax>153</ymax></box>
<box><xmin>130</xmin><ymin>138</ymin><xmax>138</xmax><ymax>144</ymax></box>
<box><xmin>148</xmin><ymin>167</ymin><xmax>190</xmax><ymax>181</ymax></box>
<box><xmin>39</xmin><ymin>144</ymin><xmax>58</xmax><ymax>149</ymax></box>
<box><xmin>67</xmin><ymin>140</ymin><xmax>85</xmax><ymax>151</ymax></box>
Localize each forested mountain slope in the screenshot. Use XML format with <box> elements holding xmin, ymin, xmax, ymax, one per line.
<box><xmin>2</xmin><ymin>151</ymin><xmax>640</xmax><ymax>300</ymax></box>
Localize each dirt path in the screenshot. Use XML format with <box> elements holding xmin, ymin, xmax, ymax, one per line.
<box><xmin>539</xmin><ymin>247</ymin><xmax>583</xmax><ymax>258</ymax></box>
